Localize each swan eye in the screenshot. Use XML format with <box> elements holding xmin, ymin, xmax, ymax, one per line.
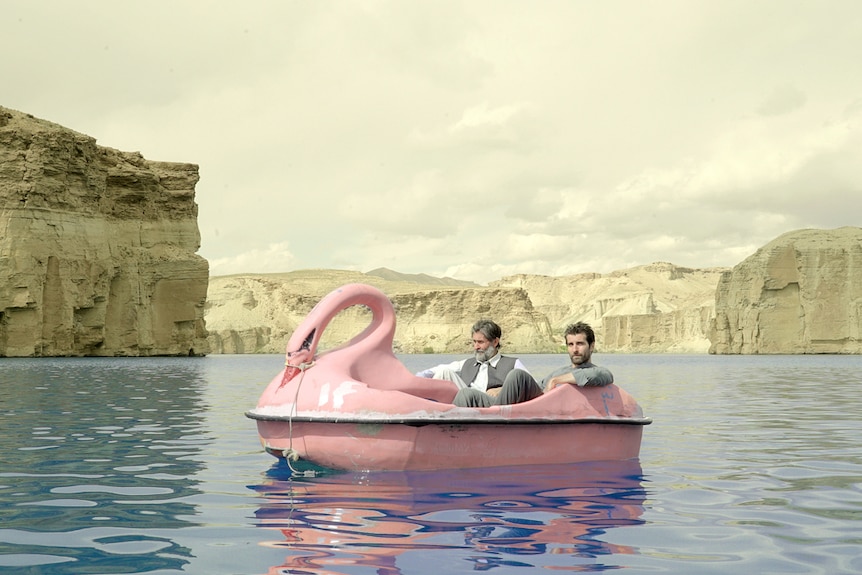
<box><xmin>286</xmin><ymin>329</ymin><xmax>316</xmax><ymax>358</ymax></box>
<box><xmin>300</xmin><ymin>329</ymin><xmax>315</xmax><ymax>351</ymax></box>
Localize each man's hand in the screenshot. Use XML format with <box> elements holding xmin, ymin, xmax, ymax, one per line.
<box><xmin>545</xmin><ymin>372</ymin><xmax>577</xmax><ymax>392</ymax></box>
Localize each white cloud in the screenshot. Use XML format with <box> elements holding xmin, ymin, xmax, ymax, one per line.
<box><xmin>208</xmin><ymin>242</ymin><xmax>297</xmax><ymax>277</ymax></box>
<box><xmin>757</xmin><ymin>84</ymin><xmax>808</xmax><ymax>117</ymax></box>
<box><xmin>3</xmin><ymin>0</ymin><xmax>862</xmax><ymax>284</ymax></box>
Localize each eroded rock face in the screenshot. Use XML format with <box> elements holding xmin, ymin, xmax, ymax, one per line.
<box><xmin>0</xmin><ymin>106</ymin><xmax>209</xmax><ymax>356</ymax></box>
<box><xmin>491</xmin><ymin>263</ymin><xmax>725</xmax><ymax>353</ymax></box>
<box><xmin>205</xmin><ymin>270</ymin><xmax>555</xmax><ymax>354</ymax></box>
<box><xmin>205</xmin><ymin>264</ymin><xmax>723</xmax><ymax>354</ymax></box>
<box><xmin>709</xmin><ymin>227</ymin><xmax>862</xmax><ymax>354</ymax></box>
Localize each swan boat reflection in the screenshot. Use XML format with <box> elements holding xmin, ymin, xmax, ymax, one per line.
<box><xmin>246</xmin><ymin>283</ymin><xmax>651</xmax><ymax>471</ymax></box>
<box><xmin>253</xmin><ymin>460</ymin><xmax>647</xmax><ymax>574</ymax></box>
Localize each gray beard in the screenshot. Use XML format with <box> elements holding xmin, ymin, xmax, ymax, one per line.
<box><xmin>475</xmin><ymin>345</ymin><xmax>497</xmax><ymax>363</ymax></box>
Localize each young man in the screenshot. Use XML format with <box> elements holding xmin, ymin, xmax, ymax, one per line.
<box><xmin>416</xmin><ymin>319</ymin><xmax>535</xmax><ymax>394</ymax></box>
<box><xmin>453</xmin><ymin>322</ymin><xmax>612</xmax><ymax>407</ymax></box>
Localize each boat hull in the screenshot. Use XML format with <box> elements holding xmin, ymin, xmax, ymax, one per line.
<box><xmin>251</xmin><ymin>416</ymin><xmax>646</xmax><ymax>471</ymax></box>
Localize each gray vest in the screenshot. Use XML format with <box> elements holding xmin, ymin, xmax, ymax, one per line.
<box><xmin>459</xmin><ymin>355</ymin><xmax>518</xmax><ymax>390</ymax></box>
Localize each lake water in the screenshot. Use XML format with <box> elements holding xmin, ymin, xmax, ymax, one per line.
<box><xmin>1</xmin><ymin>353</ymin><xmax>860</xmax><ymax>574</ymax></box>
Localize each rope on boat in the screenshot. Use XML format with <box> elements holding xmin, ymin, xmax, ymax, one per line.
<box><xmin>285</xmin><ymin>360</ymin><xmax>316</xmax><ymax>372</ymax></box>
<box><xmin>281</xmin><ymin>359</ymin><xmax>318</xmax><ymax>477</ymax></box>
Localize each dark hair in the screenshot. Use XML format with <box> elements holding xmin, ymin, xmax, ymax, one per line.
<box><xmin>472</xmin><ymin>319</ymin><xmax>502</xmax><ymax>344</ymax></box>
<box><xmin>564</xmin><ymin>322</ymin><xmax>595</xmax><ymax>345</ymax></box>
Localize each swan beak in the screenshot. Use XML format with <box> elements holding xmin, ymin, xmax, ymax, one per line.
<box><xmin>279</xmin><ymin>364</ymin><xmax>301</xmax><ymax>388</ymax></box>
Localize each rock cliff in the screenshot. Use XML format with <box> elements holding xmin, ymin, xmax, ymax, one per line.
<box><xmin>491</xmin><ymin>263</ymin><xmax>725</xmax><ymax>353</ymax></box>
<box><xmin>205</xmin><ymin>270</ymin><xmax>554</xmax><ymax>354</ymax></box>
<box><xmin>710</xmin><ymin>227</ymin><xmax>862</xmax><ymax>354</ymax></box>
<box><xmin>206</xmin><ymin>263</ymin><xmax>724</xmax><ymax>354</ymax></box>
<box><xmin>0</xmin><ymin>106</ymin><xmax>209</xmax><ymax>357</ymax></box>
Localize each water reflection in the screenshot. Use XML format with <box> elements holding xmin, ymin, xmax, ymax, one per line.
<box><xmin>253</xmin><ymin>459</ymin><xmax>646</xmax><ymax>573</ymax></box>
<box><xmin>0</xmin><ymin>358</ymin><xmax>209</xmax><ymax>573</ymax></box>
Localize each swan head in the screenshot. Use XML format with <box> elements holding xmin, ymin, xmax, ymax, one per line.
<box><xmin>280</xmin><ymin>329</ymin><xmax>316</xmax><ymax>387</ymax></box>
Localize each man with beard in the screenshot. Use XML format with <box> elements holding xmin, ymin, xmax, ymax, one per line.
<box><xmin>416</xmin><ymin>319</ymin><xmax>535</xmax><ymax>396</ymax></box>
<box><xmin>452</xmin><ymin>322</ymin><xmax>613</xmax><ymax>408</ymax></box>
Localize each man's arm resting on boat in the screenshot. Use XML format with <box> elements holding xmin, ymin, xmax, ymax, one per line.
<box><xmin>543</xmin><ymin>366</ymin><xmax>614</xmax><ymax>391</ymax></box>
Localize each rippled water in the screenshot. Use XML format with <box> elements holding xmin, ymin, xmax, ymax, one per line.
<box><xmin>1</xmin><ymin>353</ymin><xmax>861</xmax><ymax>574</ymax></box>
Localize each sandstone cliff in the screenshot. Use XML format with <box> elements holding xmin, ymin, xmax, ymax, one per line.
<box><xmin>710</xmin><ymin>227</ymin><xmax>862</xmax><ymax>354</ymax></box>
<box><xmin>0</xmin><ymin>106</ymin><xmax>209</xmax><ymax>357</ymax></box>
<box><xmin>206</xmin><ymin>263</ymin><xmax>723</xmax><ymax>354</ymax></box>
<box><xmin>491</xmin><ymin>263</ymin><xmax>725</xmax><ymax>353</ymax></box>
<box><xmin>205</xmin><ymin>270</ymin><xmax>554</xmax><ymax>354</ymax></box>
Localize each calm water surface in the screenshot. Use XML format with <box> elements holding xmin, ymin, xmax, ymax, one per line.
<box><xmin>1</xmin><ymin>353</ymin><xmax>861</xmax><ymax>574</ymax></box>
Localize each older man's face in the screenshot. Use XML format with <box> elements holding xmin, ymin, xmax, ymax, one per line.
<box><xmin>472</xmin><ymin>332</ymin><xmax>499</xmax><ymax>361</ymax></box>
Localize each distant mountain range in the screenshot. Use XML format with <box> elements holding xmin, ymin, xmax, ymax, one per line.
<box><xmin>364</xmin><ymin>267</ymin><xmax>479</xmax><ymax>287</ymax></box>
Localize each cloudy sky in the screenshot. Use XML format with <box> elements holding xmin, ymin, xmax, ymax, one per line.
<box><xmin>4</xmin><ymin>1</ymin><xmax>861</xmax><ymax>284</ymax></box>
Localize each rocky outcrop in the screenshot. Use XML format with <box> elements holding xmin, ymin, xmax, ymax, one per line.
<box><xmin>205</xmin><ymin>270</ymin><xmax>555</xmax><ymax>354</ymax></box>
<box><xmin>390</xmin><ymin>287</ymin><xmax>554</xmax><ymax>354</ymax></box>
<box><xmin>0</xmin><ymin>106</ymin><xmax>209</xmax><ymax>357</ymax></box>
<box><xmin>491</xmin><ymin>263</ymin><xmax>725</xmax><ymax>353</ymax></box>
<box><xmin>710</xmin><ymin>227</ymin><xmax>862</xmax><ymax>354</ymax></box>
<box><xmin>206</xmin><ymin>263</ymin><xmax>723</xmax><ymax>354</ymax></box>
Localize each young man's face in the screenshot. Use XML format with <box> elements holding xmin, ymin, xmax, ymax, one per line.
<box><xmin>566</xmin><ymin>332</ymin><xmax>593</xmax><ymax>366</ymax></box>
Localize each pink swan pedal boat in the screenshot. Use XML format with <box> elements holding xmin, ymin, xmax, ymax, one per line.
<box><xmin>246</xmin><ymin>283</ymin><xmax>651</xmax><ymax>471</ymax></box>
